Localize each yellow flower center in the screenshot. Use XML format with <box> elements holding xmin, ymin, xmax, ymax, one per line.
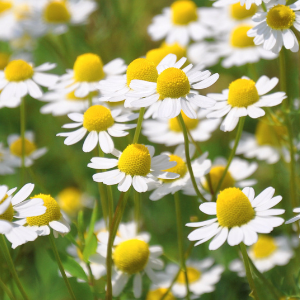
<box><xmin>266</xmin><ymin>5</ymin><xmax>295</xmax><ymax>30</ymax></box>
<box><xmin>216</xmin><ymin>187</ymin><xmax>255</xmax><ymax>228</ymax></box>
<box><xmin>4</xmin><ymin>60</ymin><xmax>33</xmax><ymax>81</ymax></box>
<box><xmin>26</xmin><ymin>194</ymin><xmax>62</xmax><ymax>226</ymax></box>
<box><xmin>203</xmin><ymin>166</ymin><xmax>235</xmax><ymax>192</ymax></box>
<box><xmin>177</xmin><ymin>267</ymin><xmax>201</xmax><ymax>284</ymax></box>
<box><xmin>118</xmin><ymin>144</ymin><xmax>151</xmax><ymax>176</ymax></box>
<box><xmin>146</xmin><ymin>288</ymin><xmax>175</xmax><ymax>300</ymax></box>
<box><xmin>10</xmin><ymin>138</ymin><xmax>36</xmax><ymax>157</ymax></box>
<box><xmin>252</xmin><ymin>235</ymin><xmax>277</xmax><ymax>259</ymax></box>
<box><xmin>228</xmin><ymin>78</ymin><xmax>259</xmax><ymax>107</ymax></box>
<box><xmin>146</xmin><ymin>48</ymin><xmax>170</xmax><ymax>67</ymax></box>
<box><xmin>171</xmin><ymin>0</ymin><xmax>198</xmax><ymax>25</ymax></box>
<box><xmin>157</xmin><ymin>67</ymin><xmax>190</xmax><ymax>99</ymax></box>
<box><xmin>126</xmin><ymin>58</ymin><xmax>158</xmax><ymax>86</ymax></box>
<box><xmin>113</xmin><ymin>239</ymin><xmax>150</xmax><ymax>274</ymax></box>
<box><xmin>14</xmin><ymin>4</ymin><xmax>31</xmax><ymax>21</ymax></box>
<box><xmin>73</xmin><ymin>53</ymin><xmax>105</xmax><ymax>82</ymax></box>
<box><xmin>43</xmin><ymin>1</ymin><xmax>71</xmax><ymax>23</ymax></box>
<box><xmin>161</xmin><ymin>43</ymin><xmax>186</xmax><ymax>60</ymax></box>
<box><xmin>0</xmin><ymin>195</ymin><xmax>13</xmax><ymax>222</ymax></box>
<box><xmin>66</xmin><ymin>90</ymin><xmax>98</xmax><ymax>101</ymax></box>
<box><xmin>57</xmin><ymin>187</ymin><xmax>83</xmax><ymax>216</ymax></box>
<box><xmin>168</xmin><ymin>110</ymin><xmax>198</xmax><ymax>132</ymax></box>
<box><xmin>0</xmin><ymin>1</ymin><xmax>12</xmax><ymax>14</ymax></box>
<box><xmin>162</xmin><ymin>154</ymin><xmax>187</xmax><ymax>182</ymax></box>
<box><xmin>230</xmin><ymin>3</ymin><xmax>257</xmax><ymax>20</ymax></box>
<box><xmin>0</xmin><ymin>53</ymin><xmax>9</xmax><ymax>70</ymax></box>
<box><xmin>230</xmin><ymin>25</ymin><xmax>255</xmax><ymax>48</ymax></box>
<box><xmin>83</xmin><ymin>105</ymin><xmax>114</xmax><ymax>132</ymax></box>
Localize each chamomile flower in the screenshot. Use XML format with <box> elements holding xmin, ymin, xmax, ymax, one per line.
<box><xmin>230</xmin><ymin>235</ymin><xmax>293</xmax><ymax>275</ymax></box>
<box><xmin>148</xmin><ymin>0</ymin><xmax>217</xmax><ymax>46</ymax></box>
<box><xmin>164</xmin><ymin>259</ymin><xmax>224</xmax><ymax>298</ymax></box>
<box><xmin>57</xmin><ymin>105</ymin><xmax>138</xmax><ymax>153</ymax></box>
<box><xmin>8</xmin><ymin>131</ymin><xmax>47</xmax><ymax>167</ymax></box>
<box><xmin>0</xmin><ymin>142</ymin><xmax>15</xmax><ymax>175</ymax></box>
<box><xmin>0</xmin><ymin>183</ymin><xmax>46</xmax><ymax>248</ymax></box>
<box><xmin>142</xmin><ymin>109</ymin><xmax>220</xmax><ymax>146</ymax></box>
<box><xmin>88</xmin><ymin>144</ymin><xmax>179</xmax><ymax>193</ymax></box>
<box><xmin>129</xmin><ymin>54</ymin><xmax>218</xmax><ymax>119</ymax></box>
<box><xmin>248</xmin><ymin>0</ymin><xmax>300</xmax><ymax>53</ymax></box>
<box><xmin>0</xmin><ymin>60</ymin><xmax>59</xmax><ymax>104</ymax></box>
<box><xmin>52</xmin><ymin>53</ymin><xmax>126</xmax><ymax>98</ymax></box>
<box><xmin>146</xmin><ymin>286</ymin><xmax>176</xmax><ymax>300</ymax></box>
<box><xmin>187</xmin><ymin>186</ymin><xmax>284</xmax><ymax>250</ymax></box>
<box><xmin>206</xmin><ymin>76</ymin><xmax>286</xmax><ymax>132</ymax></box>
<box><xmin>149</xmin><ymin>144</ymin><xmax>211</xmax><ymax>201</ymax></box>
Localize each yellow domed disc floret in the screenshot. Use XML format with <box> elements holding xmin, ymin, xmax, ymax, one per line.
<box><xmin>10</xmin><ymin>138</ymin><xmax>36</xmax><ymax>157</ymax></box>
<box><xmin>113</xmin><ymin>239</ymin><xmax>150</xmax><ymax>274</ymax></box>
<box><xmin>146</xmin><ymin>48</ymin><xmax>170</xmax><ymax>66</ymax></box>
<box><xmin>171</xmin><ymin>0</ymin><xmax>198</xmax><ymax>25</ymax></box>
<box><xmin>126</xmin><ymin>58</ymin><xmax>158</xmax><ymax>86</ymax></box>
<box><xmin>83</xmin><ymin>105</ymin><xmax>114</xmax><ymax>132</ymax></box>
<box><xmin>157</xmin><ymin>67</ymin><xmax>190</xmax><ymax>99</ymax></box>
<box><xmin>228</xmin><ymin>78</ymin><xmax>259</xmax><ymax>107</ymax></box>
<box><xmin>0</xmin><ymin>53</ymin><xmax>10</xmax><ymax>70</ymax></box>
<box><xmin>0</xmin><ymin>195</ymin><xmax>13</xmax><ymax>222</ymax></box>
<box><xmin>251</xmin><ymin>235</ymin><xmax>277</xmax><ymax>259</ymax></box>
<box><xmin>57</xmin><ymin>187</ymin><xmax>83</xmax><ymax>216</ymax></box>
<box><xmin>203</xmin><ymin>166</ymin><xmax>235</xmax><ymax>192</ymax></box>
<box><xmin>44</xmin><ymin>0</ymin><xmax>71</xmax><ymax>23</ymax></box>
<box><xmin>266</xmin><ymin>5</ymin><xmax>295</xmax><ymax>30</ymax></box>
<box><xmin>216</xmin><ymin>187</ymin><xmax>255</xmax><ymax>228</ymax></box>
<box><xmin>162</xmin><ymin>154</ymin><xmax>187</xmax><ymax>182</ymax></box>
<box><xmin>27</xmin><ymin>194</ymin><xmax>62</xmax><ymax>226</ymax></box>
<box><xmin>146</xmin><ymin>288</ymin><xmax>176</xmax><ymax>300</ymax></box>
<box><xmin>169</xmin><ymin>110</ymin><xmax>198</xmax><ymax>132</ymax></box>
<box><xmin>0</xmin><ymin>1</ymin><xmax>12</xmax><ymax>14</ymax></box>
<box><xmin>118</xmin><ymin>144</ymin><xmax>151</xmax><ymax>176</ymax></box>
<box><xmin>230</xmin><ymin>3</ymin><xmax>257</xmax><ymax>20</ymax></box>
<box><xmin>5</xmin><ymin>60</ymin><xmax>33</xmax><ymax>81</ymax></box>
<box><xmin>74</xmin><ymin>53</ymin><xmax>105</xmax><ymax>82</ymax></box>
<box><xmin>161</xmin><ymin>43</ymin><xmax>186</xmax><ymax>60</ymax></box>
<box><xmin>230</xmin><ymin>25</ymin><xmax>255</xmax><ymax>48</ymax></box>
<box><xmin>177</xmin><ymin>267</ymin><xmax>201</xmax><ymax>284</ymax></box>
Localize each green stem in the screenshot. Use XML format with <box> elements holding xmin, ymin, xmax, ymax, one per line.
<box><xmin>177</xmin><ymin>113</ymin><xmax>207</xmax><ymax>203</ymax></box>
<box><xmin>106</xmin><ymin>185</ymin><xmax>114</xmax><ymax>228</ymax></box>
<box><xmin>247</xmin><ymin>63</ymin><xmax>258</xmax><ymax>81</ymax></box>
<box><xmin>88</xmin><ymin>92</ymin><xmax>93</xmax><ymax>107</ymax></box>
<box><xmin>86</xmin><ymin>263</ymin><xmax>97</xmax><ymax>300</ymax></box>
<box><xmin>132</xmin><ymin>107</ymin><xmax>145</xmax><ymax>144</ymax></box>
<box><xmin>174</xmin><ymin>192</ymin><xmax>190</xmax><ymax>300</ymax></box>
<box><xmin>239</xmin><ymin>243</ymin><xmax>259</xmax><ymax>300</ymax></box>
<box><xmin>0</xmin><ymin>277</ymin><xmax>17</xmax><ymax>300</ymax></box>
<box><xmin>279</xmin><ymin>50</ymin><xmax>287</xmax><ymax>104</ymax></box>
<box><xmin>134</xmin><ymin>191</ymin><xmax>140</xmax><ymax>231</ymax></box>
<box><xmin>213</xmin><ymin>117</ymin><xmax>245</xmax><ymax>200</ymax></box>
<box><xmin>261</xmin><ymin>2</ymin><xmax>267</xmax><ymax>11</ymax></box>
<box><xmin>20</xmin><ymin>97</ymin><xmax>26</xmax><ymax>185</ymax></box>
<box><xmin>0</xmin><ymin>235</ymin><xmax>29</xmax><ymax>300</ymax></box>
<box><xmin>48</xmin><ymin>233</ymin><xmax>77</xmax><ymax>300</ymax></box>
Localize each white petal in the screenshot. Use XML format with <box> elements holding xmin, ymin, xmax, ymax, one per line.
<box><xmin>99</xmin><ymin>131</ymin><xmax>114</xmax><ymax>154</ymax></box>
<box><xmin>200</xmin><ymin>202</ymin><xmax>217</xmax><ymax>215</ymax></box>
<box><xmin>133</xmin><ymin>273</ymin><xmax>142</xmax><ymax>298</ymax></box>
<box><xmin>11</xmin><ymin>183</ymin><xmax>34</xmax><ymax>206</ymax></box>
<box><xmin>132</xmin><ymin>176</ymin><xmax>148</xmax><ymax>192</ymax></box>
<box><xmin>227</xmin><ymin>227</ymin><xmax>243</xmax><ymax>246</ymax></box>
<box><xmin>26</xmin><ymin>80</ymin><xmax>43</xmax><ymax>99</ymax></box>
<box><xmin>118</xmin><ymin>175</ymin><xmax>132</xmax><ymax>192</ymax></box>
<box><xmin>209</xmin><ymin>227</ymin><xmax>228</xmax><ymax>250</ymax></box>
<box><xmin>82</xmin><ymin>131</ymin><xmax>98</xmax><ymax>152</ymax></box>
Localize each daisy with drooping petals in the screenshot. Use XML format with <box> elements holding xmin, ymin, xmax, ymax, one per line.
<box><xmin>0</xmin><ymin>183</ymin><xmax>46</xmax><ymax>248</ymax></box>
<box><xmin>149</xmin><ymin>144</ymin><xmax>211</xmax><ymax>201</ymax></box>
<box><xmin>206</xmin><ymin>75</ymin><xmax>286</xmax><ymax>132</ymax></box>
<box><xmin>129</xmin><ymin>54</ymin><xmax>218</xmax><ymax>119</ymax></box>
<box><xmin>88</xmin><ymin>144</ymin><xmax>179</xmax><ymax>193</ymax></box>
<box><xmin>230</xmin><ymin>235</ymin><xmax>293</xmax><ymax>275</ymax></box>
<box><xmin>186</xmin><ymin>186</ymin><xmax>284</xmax><ymax>250</ymax></box>
<box><xmin>248</xmin><ymin>0</ymin><xmax>300</xmax><ymax>53</ymax></box>
<box><xmin>57</xmin><ymin>105</ymin><xmax>138</xmax><ymax>153</ymax></box>
<box><xmin>0</xmin><ymin>60</ymin><xmax>59</xmax><ymax>104</ymax></box>
<box><xmin>8</xmin><ymin>131</ymin><xmax>47</xmax><ymax>168</ymax></box>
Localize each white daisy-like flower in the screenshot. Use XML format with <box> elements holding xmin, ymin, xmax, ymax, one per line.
<box><xmin>149</xmin><ymin>144</ymin><xmax>211</xmax><ymax>201</ymax></box>
<box><xmin>248</xmin><ymin>0</ymin><xmax>300</xmax><ymax>53</ymax></box>
<box><xmin>0</xmin><ymin>60</ymin><xmax>59</xmax><ymax>105</ymax></box>
<box><xmin>0</xmin><ymin>142</ymin><xmax>15</xmax><ymax>175</ymax></box>
<box><xmin>230</xmin><ymin>235</ymin><xmax>293</xmax><ymax>275</ymax></box>
<box><xmin>8</xmin><ymin>131</ymin><xmax>47</xmax><ymax>168</ymax></box>
<box><xmin>88</xmin><ymin>144</ymin><xmax>179</xmax><ymax>193</ymax></box>
<box><xmin>52</xmin><ymin>53</ymin><xmax>126</xmax><ymax>98</ymax></box>
<box><xmin>0</xmin><ymin>183</ymin><xmax>46</xmax><ymax>248</ymax></box>
<box><xmin>206</xmin><ymin>75</ymin><xmax>286</xmax><ymax>132</ymax></box>
<box><xmin>163</xmin><ymin>259</ymin><xmax>224</xmax><ymax>298</ymax></box>
<box><xmin>148</xmin><ymin>0</ymin><xmax>217</xmax><ymax>46</ymax></box>
<box><xmin>57</xmin><ymin>105</ymin><xmax>138</xmax><ymax>154</ymax></box>
<box><xmin>213</xmin><ymin>0</ymin><xmax>269</xmax><ymax>10</ymax></box>
<box><xmin>129</xmin><ymin>54</ymin><xmax>218</xmax><ymax>119</ymax></box>
<box><xmin>142</xmin><ymin>109</ymin><xmax>220</xmax><ymax>146</ymax></box>
<box><xmin>186</xmin><ymin>186</ymin><xmax>285</xmax><ymax>250</ymax></box>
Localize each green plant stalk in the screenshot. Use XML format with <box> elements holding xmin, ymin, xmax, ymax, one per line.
<box><xmin>132</xmin><ymin>107</ymin><xmax>145</xmax><ymax>144</ymax></box>
<box><xmin>261</xmin><ymin>2</ymin><xmax>267</xmax><ymax>11</ymax></box>
<box><xmin>0</xmin><ymin>235</ymin><xmax>29</xmax><ymax>300</ymax></box>
<box><xmin>106</xmin><ymin>185</ymin><xmax>114</xmax><ymax>228</ymax></box>
<box><xmin>88</xmin><ymin>93</ymin><xmax>93</xmax><ymax>107</ymax></box>
<box><xmin>239</xmin><ymin>243</ymin><xmax>259</xmax><ymax>300</ymax></box>
<box><xmin>86</xmin><ymin>263</ymin><xmax>98</xmax><ymax>300</ymax></box>
<box><xmin>48</xmin><ymin>233</ymin><xmax>77</xmax><ymax>300</ymax></box>
<box><xmin>213</xmin><ymin>117</ymin><xmax>245</xmax><ymax>200</ymax></box>
<box><xmin>177</xmin><ymin>113</ymin><xmax>207</xmax><ymax>203</ymax></box>
<box><xmin>248</xmin><ymin>63</ymin><xmax>258</xmax><ymax>81</ymax></box>
<box><xmin>279</xmin><ymin>50</ymin><xmax>287</xmax><ymax>101</ymax></box>
<box><xmin>134</xmin><ymin>191</ymin><xmax>140</xmax><ymax>231</ymax></box>
<box><xmin>0</xmin><ymin>277</ymin><xmax>16</xmax><ymax>300</ymax></box>
<box><xmin>174</xmin><ymin>192</ymin><xmax>190</xmax><ymax>300</ymax></box>
<box><xmin>20</xmin><ymin>97</ymin><xmax>26</xmax><ymax>185</ymax></box>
